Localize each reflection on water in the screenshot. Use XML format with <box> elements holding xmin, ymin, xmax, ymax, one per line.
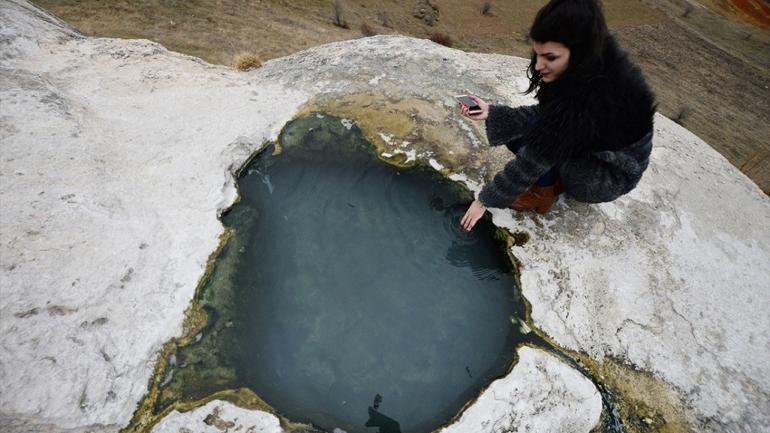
<box><xmin>365</xmin><ymin>393</ymin><xmax>401</xmax><ymax>433</ymax></box>
<box><xmin>366</xmin><ymin>407</ymin><xmax>402</xmax><ymax>433</ymax></box>
<box><xmin>158</xmin><ymin>114</ymin><xmax>526</xmax><ymax>433</ymax></box>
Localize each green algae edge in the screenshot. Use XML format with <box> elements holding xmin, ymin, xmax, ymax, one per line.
<box><xmin>122</xmin><ymin>100</ymin><xmax>691</xmax><ymax>433</ymax></box>
<box><xmin>427</xmin><ymin>230</ymin><xmax>692</xmax><ymax>433</ymax></box>
<box><xmin>580</xmin><ymin>353</ymin><xmax>691</xmax><ymax>433</ymax></box>
<box><xmin>121</xmin><ymin>105</ymin><xmax>501</xmax><ymax>432</ymax></box>
<box><xmin>497</xmin><ymin>234</ymin><xmax>691</xmax><ymax>433</ymax></box>
<box><xmin>120</xmin><ymin>140</ymin><xmax>317</xmax><ymax>433</ymax></box>
<box><xmin>497</xmin><ymin>227</ymin><xmax>691</xmax><ymax>433</ymax></box>
<box><xmin>500</xmin><ymin>240</ymin><xmax>692</xmax><ymax>433</ymax></box>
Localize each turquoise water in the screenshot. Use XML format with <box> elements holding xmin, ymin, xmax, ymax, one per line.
<box><xmin>216</xmin><ymin>114</ymin><xmax>524</xmax><ymax>433</ymax></box>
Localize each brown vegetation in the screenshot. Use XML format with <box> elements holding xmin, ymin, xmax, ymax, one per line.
<box><xmin>429</xmin><ymin>31</ymin><xmax>453</xmax><ymax>47</ymax></box>
<box><xmin>34</xmin><ymin>0</ymin><xmax>770</xmax><ymax>193</ymax></box>
<box><xmin>233</xmin><ymin>52</ymin><xmax>261</xmax><ymax>71</ymax></box>
<box><xmin>360</xmin><ymin>22</ymin><xmax>377</xmax><ymax>37</ymax></box>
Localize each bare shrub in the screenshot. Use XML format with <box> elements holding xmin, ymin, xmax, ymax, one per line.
<box><xmin>360</xmin><ymin>21</ymin><xmax>377</xmax><ymax>37</ymax></box>
<box><xmin>673</xmin><ymin>107</ymin><xmax>689</xmax><ymax>125</ymax></box>
<box><xmin>482</xmin><ymin>1</ymin><xmax>493</xmax><ymax>16</ymax></box>
<box><xmin>682</xmin><ymin>3</ymin><xmax>695</xmax><ymax>17</ymax></box>
<box><xmin>233</xmin><ymin>52</ymin><xmax>262</xmax><ymax>71</ymax></box>
<box><xmin>378</xmin><ymin>11</ymin><xmax>391</xmax><ymax>28</ymax></box>
<box><xmin>332</xmin><ymin>0</ymin><xmax>349</xmax><ymax>29</ymax></box>
<box><xmin>429</xmin><ymin>31</ymin><xmax>453</xmax><ymax>47</ymax></box>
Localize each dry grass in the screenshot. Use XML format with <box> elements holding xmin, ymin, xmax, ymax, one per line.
<box><xmin>233</xmin><ymin>52</ymin><xmax>262</xmax><ymax>71</ymax></box>
<box><xmin>429</xmin><ymin>31</ymin><xmax>453</xmax><ymax>47</ymax></box>
<box><xmin>33</xmin><ymin>0</ymin><xmax>770</xmax><ymax>192</ymax></box>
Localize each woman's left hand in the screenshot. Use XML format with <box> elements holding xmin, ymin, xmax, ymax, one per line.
<box><xmin>460</xmin><ymin>200</ymin><xmax>487</xmax><ymax>232</ymax></box>
<box><xmin>458</xmin><ymin>95</ymin><xmax>489</xmax><ymax>121</ymax></box>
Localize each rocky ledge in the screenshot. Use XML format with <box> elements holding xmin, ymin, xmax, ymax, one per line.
<box><xmin>1</xmin><ymin>1</ymin><xmax>768</xmax><ymax>432</ymax></box>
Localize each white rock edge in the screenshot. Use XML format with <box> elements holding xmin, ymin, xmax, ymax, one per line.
<box><xmin>151</xmin><ymin>400</ymin><xmax>282</xmax><ymax>433</ymax></box>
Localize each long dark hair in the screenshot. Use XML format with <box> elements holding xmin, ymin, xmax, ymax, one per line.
<box><xmin>525</xmin><ymin>0</ymin><xmax>609</xmax><ymax>95</ymax></box>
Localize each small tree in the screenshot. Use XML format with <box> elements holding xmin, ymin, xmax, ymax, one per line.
<box><xmin>673</xmin><ymin>107</ymin><xmax>689</xmax><ymax>125</ymax></box>
<box><xmin>360</xmin><ymin>22</ymin><xmax>377</xmax><ymax>37</ymax></box>
<box><xmin>682</xmin><ymin>3</ymin><xmax>695</xmax><ymax>17</ymax></box>
<box><xmin>482</xmin><ymin>1</ymin><xmax>493</xmax><ymax>16</ymax></box>
<box><xmin>332</xmin><ymin>0</ymin><xmax>349</xmax><ymax>29</ymax></box>
<box><xmin>378</xmin><ymin>11</ymin><xmax>391</xmax><ymax>28</ymax></box>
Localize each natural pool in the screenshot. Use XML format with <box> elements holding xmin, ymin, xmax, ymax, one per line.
<box><xmin>156</xmin><ymin>114</ymin><xmax>528</xmax><ymax>433</ymax></box>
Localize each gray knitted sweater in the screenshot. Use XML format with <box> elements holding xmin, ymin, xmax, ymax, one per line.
<box><xmin>478</xmin><ymin>36</ymin><xmax>655</xmax><ymax>208</ymax></box>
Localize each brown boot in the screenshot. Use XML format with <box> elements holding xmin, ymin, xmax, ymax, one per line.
<box><xmin>554</xmin><ymin>178</ymin><xmax>565</xmax><ymax>196</ymax></box>
<box><xmin>511</xmin><ymin>184</ymin><xmax>557</xmax><ymax>214</ymax></box>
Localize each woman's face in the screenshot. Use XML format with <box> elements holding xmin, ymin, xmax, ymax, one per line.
<box><xmin>533</xmin><ymin>41</ymin><xmax>570</xmax><ymax>82</ymax></box>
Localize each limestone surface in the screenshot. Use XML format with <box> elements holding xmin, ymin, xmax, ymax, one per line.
<box><xmin>486</xmin><ymin>115</ymin><xmax>770</xmax><ymax>431</ymax></box>
<box><xmin>0</xmin><ymin>1</ymin><xmax>308</xmax><ymax>430</ymax></box>
<box><xmin>440</xmin><ymin>346</ymin><xmax>602</xmax><ymax>433</ymax></box>
<box><xmin>1</xmin><ymin>1</ymin><xmax>769</xmax><ymax>433</ymax></box>
<box><xmin>151</xmin><ymin>401</ymin><xmax>282</xmax><ymax>433</ymax></box>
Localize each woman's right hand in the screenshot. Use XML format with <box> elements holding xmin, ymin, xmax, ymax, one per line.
<box><xmin>458</xmin><ymin>95</ymin><xmax>489</xmax><ymax>121</ymax></box>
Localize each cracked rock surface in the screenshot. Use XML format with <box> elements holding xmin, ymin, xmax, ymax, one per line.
<box><xmin>1</xmin><ymin>1</ymin><xmax>768</xmax><ymax>432</ymax></box>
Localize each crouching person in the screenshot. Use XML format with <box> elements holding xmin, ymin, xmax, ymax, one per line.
<box><xmin>458</xmin><ymin>0</ymin><xmax>656</xmax><ymax>231</ymax></box>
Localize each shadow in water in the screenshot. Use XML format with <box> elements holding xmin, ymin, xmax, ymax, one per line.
<box><xmin>365</xmin><ymin>394</ymin><xmax>401</xmax><ymax>433</ymax></box>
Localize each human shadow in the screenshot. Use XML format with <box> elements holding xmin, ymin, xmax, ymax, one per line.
<box><xmin>364</xmin><ymin>394</ymin><xmax>401</xmax><ymax>433</ymax></box>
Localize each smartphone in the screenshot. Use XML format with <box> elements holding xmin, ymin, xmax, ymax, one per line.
<box><xmin>454</xmin><ymin>95</ymin><xmax>482</xmax><ymax>113</ymax></box>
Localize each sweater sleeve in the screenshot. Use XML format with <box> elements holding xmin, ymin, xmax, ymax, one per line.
<box><xmin>479</xmin><ymin>90</ymin><xmax>602</xmax><ymax>208</ymax></box>
<box><xmin>484</xmin><ymin>104</ymin><xmax>539</xmax><ymax>146</ymax></box>
<box><xmin>478</xmin><ymin>139</ymin><xmax>560</xmax><ymax>208</ymax></box>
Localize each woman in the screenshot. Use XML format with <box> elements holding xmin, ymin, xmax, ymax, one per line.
<box><xmin>459</xmin><ymin>0</ymin><xmax>656</xmax><ymax>231</ymax></box>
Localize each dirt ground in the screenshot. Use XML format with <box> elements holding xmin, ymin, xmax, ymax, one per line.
<box><xmin>33</xmin><ymin>0</ymin><xmax>770</xmax><ymax>193</ymax></box>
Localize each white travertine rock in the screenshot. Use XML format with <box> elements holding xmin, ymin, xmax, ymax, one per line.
<box><xmin>151</xmin><ymin>401</ymin><xmax>282</xmax><ymax>433</ymax></box>
<box><xmin>1</xmin><ymin>1</ymin><xmax>308</xmax><ymax>431</ymax></box>
<box><xmin>484</xmin><ymin>113</ymin><xmax>770</xmax><ymax>431</ymax></box>
<box><xmin>440</xmin><ymin>346</ymin><xmax>602</xmax><ymax>433</ymax></box>
<box><xmin>1</xmin><ymin>1</ymin><xmax>769</xmax><ymax>432</ymax></box>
